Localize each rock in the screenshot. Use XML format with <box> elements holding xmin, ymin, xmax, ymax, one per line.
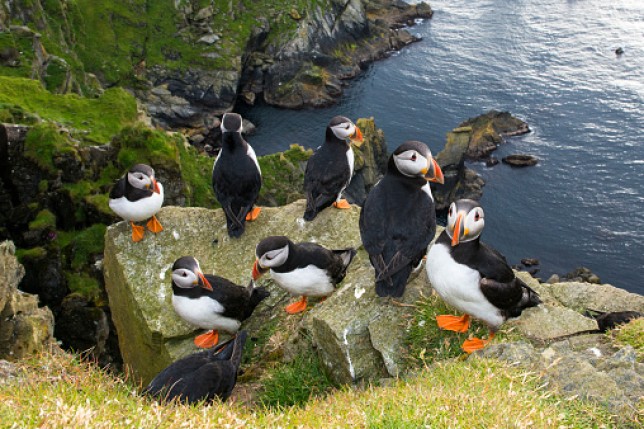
<box><xmin>615</xmin><ymin>47</ymin><xmax>624</xmax><ymax>55</ymax></box>
<box><xmin>502</xmin><ymin>154</ymin><xmax>539</xmax><ymax>167</ymax></box>
<box><xmin>546</xmin><ymin>274</ymin><xmax>560</xmax><ymax>284</ymax></box>
<box><xmin>485</xmin><ymin>156</ymin><xmax>499</xmax><ymax>167</ymax></box>
<box><xmin>506</xmin><ymin>305</ymin><xmax>598</xmax><ymax>341</ymax></box>
<box><xmin>0</xmin><ymin>241</ymin><xmax>54</xmax><ymax>360</ymax></box>
<box><xmin>521</xmin><ymin>258</ymin><xmax>539</xmax><ymax>266</ymax></box>
<box><xmin>289</xmin><ymin>9</ymin><xmax>302</xmax><ymax>20</ymax></box>
<box><xmin>54</xmin><ymin>294</ymin><xmax>110</xmax><ymax>358</ymax></box>
<box><xmin>456</xmin><ymin>111</ymin><xmax>529</xmax><ymax>160</ymax></box>
<box><xmin>242</xmin><ymin>119</ymin><xmax>256</xmax><ymax>136</ymax></box>
<box><xmin>548</xmin><ymin>281</ymin><xmax>644</xmax><ymax>314</ymax></box>
<box><xmin>103</xmin><ymin>201</ymin><xmax>363</xmax><ymax>384</ymax></box>
<box><xmin>197</xmin><ymin>34</ymin><xmax>220</xmax><ymax>45</ymax></box>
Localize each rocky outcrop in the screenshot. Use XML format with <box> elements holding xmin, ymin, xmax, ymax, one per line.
<box><xmin>458</xmin><ymin>110</ymin><xmax>530</xmax><ymax>160</ymax></box>
<box><xmin>502</xmin><ymin>154</ymin><xmax>538</xmax><ymax>167</ymax></box>
<box><xmin>0</xmin><ymin>241</ymin><xmax>54</xmax><ymax>360</ymax></box>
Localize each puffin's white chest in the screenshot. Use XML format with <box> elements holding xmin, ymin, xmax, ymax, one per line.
<box><xmin>247</xmin><ymin>144</ymin><xmax>261</xmax><ymax>175</ymax></box>
<box><xmin>109</xmin><ymin>183</ymin><xmax>164</xmax><ymax>222</ymax></box>
<box><xmin>172</xmin><ymin>294</ymin><xmax>241</xmax><ymax>333</ymax></box>
<box><xmin>426</xmin><ymin>242</ymin><xmax>503</xmax><ymax>328</ymax></box>
<box><xmin>346</xmin><ymin>147</ymin><xmax>355</xmax><ymax>178</ymax></box>
<box><xmin>270</xmin><ymin>266</ymin><xmax>334</xmax><ymax>297</ymax></box>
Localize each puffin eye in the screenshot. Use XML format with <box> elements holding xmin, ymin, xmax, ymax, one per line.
<box><xmin>411</xmin><ymin>154</ymin><xmax>417</xmax><ymax>161</ymax></box>
<box><xmin>474</xmin><ymin>212</ymin><xmax>480</xmax><ymax>222</ymax></box>
<box><xmin>182</xmin><ymin>272</ymin><xmax>187</xmax><ymax>277</ymax></box>
<box><xmin>448</xmin><ymin>207</ymin><xmax>453</xmax><ymax>216</ymax></box>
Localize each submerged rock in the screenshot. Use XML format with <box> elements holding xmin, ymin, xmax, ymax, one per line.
<box><xmin>502</xmin><ymin>154</ymin><xmax>539</xmax><ymax>167</ymax></box>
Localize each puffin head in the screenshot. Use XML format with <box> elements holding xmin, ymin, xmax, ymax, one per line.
<box><xmin>127</xmin><ymin>163</ymin><xmax>161</xmax><ymax>193</ymax></box>
<box><xmin>391</xmin><ymin>141</ymin><xmax>444</xmax><ymax>184</ymax></box>
<box><xmin>252</xmin><ymin>236</ymin><xmax>292</xmax><ymax>280</ymax></box>
<box><xmin>171</xmin><ymin>256</ymin><xmax>213</xmax><ymax>291</ymax></box>
<box><xmin>446</xmin><ymin>199</ymin><xmax>485</xmax><ymax>246</ymax></box>
<box><xmin>327</xmin><ymin>116</ymin><xmax>363</xmax><ymax>145</ymax></box>
<box><xmin>221</xmin><ymin>112</ymin><xmax>243</xmax><ymax>134</ymax></box>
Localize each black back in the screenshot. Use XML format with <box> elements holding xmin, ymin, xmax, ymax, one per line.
<box><xmin>303</xmin><ymin>119</ymin><xmax>352</xmax><ymax>221</ymax></box>
<box><xmin>359</xmin><ymin>155</ymin><xmax>436</xmax><ymax>297</ymax></box>
<box><xmin>584</xmin><ymin>310</ymin><xmax>643</xmax><ymax>332</ymax></box>
<box><xmin>144</xmin><ymin>331</ymin><xmax>247</xmax><ymax>403</ymax></box>
<box><xmin>109</xmin><ymin>164</ymin><xmax>156</xmax><ymax>202</ymax></box>
<box><xmin>172</xmin><ymin>276</ymin><xmax>269</xmax><ymax>321</ymax></box>
<box><xmin>212</xmin><ymin>130</ymin><xmax>262</xmax><ymax>237</ymax></box>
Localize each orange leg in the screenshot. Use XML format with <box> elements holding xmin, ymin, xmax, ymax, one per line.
<box><xmin>462</xmin><ymin>332</ymin><xmax>495</xmax><ymax>353</ymax></box>
<box><xmin>436</xmin><ymin>314</ymin><xmax>471</xmax><ymax>333</ymax></box>
<box><xmin>245</xmin><ymin>207</ymin><xmax>262</xmax><ymax>221</ymax></box>
<box><xmin>332</xmin><ymin>199</ymin><xmax>351</xmax><ymax>209</ymax></box>
<box><xmin>194</xmin><ymin>330</ymin><xmax>219</xmax><ymax>348</ymax></box>
<box><xmin>284</xmin><ymin>296</ymin><xmax>308</xmax><ymax>314</ymax></box>
<box><xmin>146</xmin><ymin>215</ymin><xmax>164</xmax><ymax>233</ymax></box>
<box><xmin>131</xmin><ymin>222</ymin><xmax>145</xmax><ymax>242</ymax></box>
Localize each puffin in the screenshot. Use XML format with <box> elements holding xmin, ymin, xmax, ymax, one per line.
<box><xmin>108</xmin><ymin>163</ymin><xmax>164</xmax><ymax>242</ymax></box>
<box><xmin>252</xmin><ymin>236</ymin><xmax>356</xmax><ymax>314</ymax></box>
<box><xmin>144</xmin><ymin>330</ymin><xmax>247</xmax><ymax>404</ymax></box>
<box><xmin>212</xmin><ymin>112</ymin><xmax>262</xmax><ymax>238</ymax></box>
<box><xmin>426</xmin><ymin>199</ymin><xmax>542</xmax><ymax>353</ymax></box>
<box><xmin>359</xmin><ymin>141</ymin><xmax>444</xmax><ymax>298</ymax></box>
<box><xmin>171</xmin><ymin>256</ymin><xmax>269</xmax><ymax>348</ymax></box>
<box><xmin>303</xmin><ymin>115</ymin><xmax>363</xmax><ymax>221</ymax></box>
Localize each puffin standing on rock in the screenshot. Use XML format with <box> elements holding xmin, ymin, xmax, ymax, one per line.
<box><xmin>360</xmin><ymin>141</ymin><xmax>444</xmax><ymax>298</ymax></box>
<box><xmin>108</xmin><ymin>163</ymin><xmax>164</xmax><ymax>242</ymax></box>
<box><xmin>171</xmin><ymin>256</ymin><xmax>269</xmax><ymax>348</ymax></box>
<box><xmin>144</xmin><ymin>331</ymin><xmax>248</xmax><ymax>404</ymax></box>
<box><xmin>303</xmin><ymin>115</ymin><xmax>363</xmax><ymax>221</ymax></box>
<box><xmin>252</xmin><ymin>236</ymin><xmax>356</xmax><ymax>314</ymax></box>
<box><xmin>426</xmin><ymin>199</ymin><xmax>542</xmax><ymax>352</ymax></box>
<box><xmin>212</xmin><ymin>112</ymin><xmax>262</xmax><ymax>238</ymax></box>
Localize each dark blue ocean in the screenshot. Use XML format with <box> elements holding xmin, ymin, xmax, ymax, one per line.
<box><xmin>239</xmin><ymin>0</ymin><xmax>644</xmax><ymax>294</ymax></box>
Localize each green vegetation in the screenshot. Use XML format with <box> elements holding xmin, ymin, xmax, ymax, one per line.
<box><xmin>28</xmin><ymin>209</ymin><xmax>56</xmax><ymax>231</ymax></box>
<box><xmin>56</xmin><ymin>223</ymin><xmax>107</xmax><ymax>271</ymax></box>
<box><xmin>0</xmin><ymin>349</ymin><xmax>616</xmax><ymax>428</ymax></box>
<box><xmin>405</xmin><ymin>293</ymin><xmax>490</xmax><ymax>366</ymax></box>
<box><xmin>258</xmin><ymin>144</ymin><xmax>312</xmax><ymax>206</ymax></box>
<box><xmin>259</xmin><ymin>348</ymin><xmax>337</xmax><ymax>408</ymax></box>
<box><xmin>15</xmin><ymin>246</ymin><xmax>47</xmax><ymax>262</ymax></box>
<box><xmin>0</xmin><ymin>76</ymin><xmax>137</xmax><ymax>143</ymax></box>
<box><xmin>112</xmin><ymin>124</ymin><xmax>179</xmax><ymax>169</ymax></box>
<box><xmin>613</xmin><ymin>318</ymin><xmax>644</xmax><ymax>362</ymax></box>
<box><xmin>23</xmin><ymin>122</ymin><xmax>77</xmax><ymax>174</ymax></box>
<box><xmin>177</xmin><ymin>141</ymin><xmax>218</xmax><ymax>208</ymax></box>
<box><xmin>65</xmin><ymin>272</ymin><xmax>101</xmax><ymax>303</ymax></box>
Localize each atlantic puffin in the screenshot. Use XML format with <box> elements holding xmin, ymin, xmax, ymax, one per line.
<box><xmin>212</xmin><ymin>113</ymin><xmax>262</xmax><ymax>238</ymax></box>
<box><xmin>359</xmin><ymin>141</ymin><xmax>444</xmax><ymax>298</ymax></box>
<box><xmin>303</xmin><ymin>116</ymin><xmax>363</xmax><ymax>221</ymax></box>
<box><xmin>171</xmin><ymin>256</ymin><xmax>269</xmax><ymax>348</ymax></box>
<box><xmin>252</xmin><ymin>236</ymin><xmax>356</xmax><ymax>314</ymax></box>
<box><xmin>108</xmin><ymin>163</ymin><xmax>164</xmax><ymax>242</ymax></box>
<box><xmin>144</xmin><ymin>330</ymin><xmax>247</xmax><ymax>404</ymax></box>
<box><xmin>426</xmin><ymin>199</ymin><xmax>542</xmax><ymax>352</ymax></box>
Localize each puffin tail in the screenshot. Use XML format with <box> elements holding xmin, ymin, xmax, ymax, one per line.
<box><xmin>506</xmin><ymin>278</ymin><xmax>541</xmax><ymax>318</ymax></box>
<box><xmin>375</xmin><ymin>265</ymin><xmax>412</xmax><ymax>298</ymax></box>
<box><xmin>229</xmin><ymin>330</ymin><xmax>248</xmax><ymax>369</ymax></box>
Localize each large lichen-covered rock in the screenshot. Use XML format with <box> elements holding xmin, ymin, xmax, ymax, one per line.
<box><xmin>0</xmin><ymin>241</ymin><xmax>54</xmax><ymax>360</ymax></box>
<box><xmin>458</xmin><ymin>110</ymin><xmax>530</xmax><ymax>160</ymax></box>
<box><xmin>103</xmin><ymin>200</ymin><xmax>363</xmax><ymax>384</ymax></box>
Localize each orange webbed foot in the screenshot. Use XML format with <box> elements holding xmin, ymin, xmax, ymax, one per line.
<box><xmin>462</xmin><ymin>332</ymin><xmax>495</xmax><ymax>353</ymax></box>
<box><xmin>245</xmin><ymin>207</ymin><xmax>262</xmax><ymax>221</ymax></box>
<box><xmin>285</xmin><ymin>297</ymin><xmax>308</xmax><ymax>314</ymax></box>
<box><xmin>131</xmin><ymin>223</ymin><xmax>145</xmax><ymax>242</ymax></box>
<box><xmin>332</xmin><ymin>199</ymin><xmax>351</xmax><ymax>209</ymax></box>
<box><xmin>146</xmin><ymin>215</ymin><xmax>164</xmax><ymax>233</ymax></box>
<box><xmin>194</xmin><ymin>330</ymin><xmax>219</xmax><ymax>348</ymax></box>
<box><xmin>436</xmin><ymin>314</ymin><xmax>471</xmax><ymax>333</ymax></box>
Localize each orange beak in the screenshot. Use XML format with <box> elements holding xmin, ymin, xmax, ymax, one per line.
<box><xmin>152</xmin><ymin>178</ymin><xmax>161</xmax><ymax>194</ymax></box>
<box><xmin>252</xmin><ymin>259</ymin><xmax>267</xmax><ymax>281</ymax></box>
<box><xmin>198</xmin><ymin>271</ymin><xmax>213</xmax><ymax>291</ymax></box>
<box><xmin>351</xmin><ymin>126</ymin><xmax>363</xmax><ymax>143</ymax></box>
<box><xmin>451</xmin><ymin>213</ymin><xmax>464</xmax><ymax>247</ymax></box>
<box><xmin>425</xmin><ymin>158</ymin><xmax>445</xmax><ymax>184</ymax></box>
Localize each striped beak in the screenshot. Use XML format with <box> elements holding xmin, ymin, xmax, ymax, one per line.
<box><xmin>252</xmin><ymin>259</ymin><xmax>268</xmax><ymax>281</ymax></box>
<box><xmin>425</xmin><ymin>158</ymin><xmax>444</xmax><ymax>184</ymax></box>
<box><xmin>351</xmin><ymin>126</ymin><xmax>364</xmax><ymax>145</ymax></box>
<box><xmin>152</xmin><ymin>178</ymin><xmax>161</xmax><ymax>194</ymax></box>
<box><xmin>197</xmin><ymin>271</ymin><xmax>213</xmax><ymax>291</ymax></box>
<box><xmin>451</xmin><ymin>212</ymin><xmax>465</xmax><ymax>247</ymax></box>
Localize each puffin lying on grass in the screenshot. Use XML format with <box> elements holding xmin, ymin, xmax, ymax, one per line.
<box><xmin>303</xmin><ymin>115</ymin><xmax>363</xmax><ymax>221</ymax></box>
<box><xmin>359</xmin><ymin>141</ymin><xmax>444</xmax><ymax>298</ymax></box>
<box><xmin>108</xmin><ymin>163</ymin><xmax>164</xmax><ymax>242</ymax></box>
<box><xmin>212</xmin><ymin>112</ymin><xmax>262</xmax><ymax>238</ymax></box>
<box><xmin>426</xmin><ymin>199</ymin><xmax>541</xmax><ymax>352</ymax></box>
<box><xmin>171</xmin><ymin>256</ymin><xmax>269</xmax><ymax>348</ymax></box>
<box><xmin>252</xmin><ymin>236</ymin><xmax>356</xmax><ymax>314</ymax></box>
<box><xmin>144</xmin><ymin>331</ymin><xmax>247</xmax><ymax>404</ymax></box>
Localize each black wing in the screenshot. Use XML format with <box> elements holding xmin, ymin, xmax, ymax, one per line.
<box><xmin>304</xmin><ymin>147</ymin><xmax>350</xmax><ymax>215</ymax></box>
<box><xmin>108</xmin><ymin>177</ymin><xmax>126</xmax><ymax>199</ymax></box>
<box><xmin>204</xmin><ymin>274</ymin><xmax>253</xmax><ymax>320</ymax></box>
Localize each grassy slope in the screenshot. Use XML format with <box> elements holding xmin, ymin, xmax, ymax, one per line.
<box><xmin>0</xmin><ymin>349</ymin><xmax>613</xmax><ymax>428</ymax></box>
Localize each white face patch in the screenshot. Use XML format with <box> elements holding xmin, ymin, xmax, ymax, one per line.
<box><xmin>127</xmin><ymin>171</ymin><xmax>153</xmax><ymax>190</ymax></box>
<box><xmin>447</xmin><ymin>202</ymin><xmax>485</xmax><ymax>243</ymax></box>
<box><xmin>393</xmin><ymin>150</ymin><xmax>429</xmax><ymax>177</ymax></box>
<box><xmin>330</xmin><ymin>121</ymin><xmax>356</xmax><ymax>140</ymax></box>
<box><xmin>172</xmin><ymin>268</ymin><xmax>198</xmax><ymax>289</ymax></box>
<box><xmin>260</xmin><ymin>245</ymin><xmax>289</xmax><ymax>268</ymax></box>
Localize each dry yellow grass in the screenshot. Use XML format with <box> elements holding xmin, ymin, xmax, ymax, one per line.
<box><xmin>0</xmin><ymin>348</ymin><xmax>614</xmax><ymax>428</ymax></box>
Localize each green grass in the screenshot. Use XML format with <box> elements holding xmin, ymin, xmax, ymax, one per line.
<box><xmin>65</xmin><ymin>272</ymin><xmax>102</xmax><ymax>303</ymax></box>
<box><xmin>0</xmin><ymin>349</ymin><xmax>617</xmax><ymax>428</ymax></box>
<box><xmin>258</xmin><ymin>144</ymin><xmax>312</xmax><ymax>206</ymax></box>
<box><xmin>112</xmin><ymin>124</ymin><xmax>180</xmax><ymax>170</ymax></box>
<box><xmin>23</xmin><ymin>122</ymin><xmax>77</xmax><ymax>174</ymax></box>
<box><xmin>28</xmin><ymin>209</ymin><xmax>56</xmax><ymax>231</ymax></box>
<box><xmin>0</xmin><ymin>76</ymin><xmax>137</xmax><ymax>143</ymax></box>
<box><xmin>177</xmin><ymin>140</ymin><xmax>218</xmax><ymax>208</ymax></box>
<box><xmin>56</xmin><ymin>223</ymin><xmax>107</xmax><ymax>271</ymax></box>
<box><xmin>405</xmin><ymin>293</ymin><xmax>490</xmax><ymax>367</ymax></box>
<box><xmin>258</xmin><ymin>347</ymin><xmax>337</xmax><ymax>408</ymax></box>
<box><xmin>14</xmin><ymin>246</ymin><xmax>47</xmax><ymax>263</ymax></box>
<box><xmin>613</xmin><ymin>318</ymin><xmax>644</xmax><ymax>362</ymax></box>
